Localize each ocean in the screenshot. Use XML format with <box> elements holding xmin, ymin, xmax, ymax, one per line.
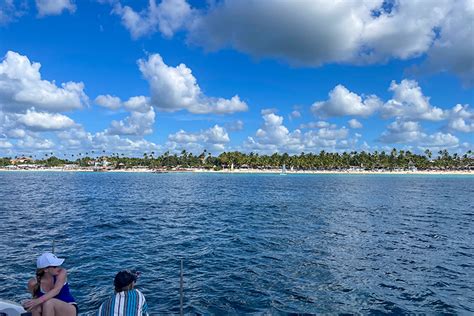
<box><xmin>0</xmin><ymin>171</ymin><xmax>473</xmax><ymax>314</ymax></box>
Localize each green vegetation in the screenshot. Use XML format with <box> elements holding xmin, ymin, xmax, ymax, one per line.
<box><xmin>2</xmin><ymin>149</ymin><xmax>473</xmax><ymax>170</ymax></box>
<box><xmin>0</xmin><ymin>157</ymin><xmax>11</xmax><ymax>167</ymax></box>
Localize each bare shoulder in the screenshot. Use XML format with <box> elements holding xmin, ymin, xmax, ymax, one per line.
<box><xmin>57</xmin><ymin>268</ymin><xmax>68</xmax><ymax>282</ymax></box>
<box><xmin>27</xmin><ymin>278</ymin><xmax>37</xmax><ymax>292</ymax></box>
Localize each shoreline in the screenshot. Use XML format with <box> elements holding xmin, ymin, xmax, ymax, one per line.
<box><xmin>0</xmin><ymin>167</ymin><xmax>472</xmax><ymax>175</ymax></box>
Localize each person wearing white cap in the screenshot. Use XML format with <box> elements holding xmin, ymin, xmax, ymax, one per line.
<box><xmin>23</xmin><ymin>252</ymin><xmax>77</xmax><ymax>316</ymax></box>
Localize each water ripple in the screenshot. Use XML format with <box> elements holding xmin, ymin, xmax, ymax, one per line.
<box><xmin>0</xmin><ymin>172</ymin><xmax>473</xmax><ymax>314</ymax></box>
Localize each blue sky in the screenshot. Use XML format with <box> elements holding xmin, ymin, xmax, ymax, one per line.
<box><xmin>0</xmin><ymin>0</ymin><xmax>473</xmax><ymax>157</ymax></box>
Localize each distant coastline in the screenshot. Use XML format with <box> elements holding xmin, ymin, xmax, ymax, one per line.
<box><xmin>2</xmin><ymin>149</ymin><xmax>473</xmax><ymax>176</ymax></box>
<box><xmin>1</xmin><ymin>167</ymin><xmax>472</xmax><ymax>175</ymax></box>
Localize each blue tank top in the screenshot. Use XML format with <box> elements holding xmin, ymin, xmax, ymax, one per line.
<box><xmin>37</xmin><ymin>276</ymin><xmax>76</xmax><ymax>303</ymax></box>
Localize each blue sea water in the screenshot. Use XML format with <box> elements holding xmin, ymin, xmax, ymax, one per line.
<box><xmin>0</xmin><ymin>171</ymin><xmax>473</xmax><ymax>315</ymax></box>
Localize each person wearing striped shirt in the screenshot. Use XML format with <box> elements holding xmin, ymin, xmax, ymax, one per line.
<box><xmin>97</xmin><ymin>270</ymin><xmax>149</xmax><ymax>316</ymax></box>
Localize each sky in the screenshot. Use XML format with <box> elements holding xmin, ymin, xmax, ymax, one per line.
<box><xmin>0</xmin><ymin>0</ymin><xmax>473</xmax><ymax>158</ymax></box>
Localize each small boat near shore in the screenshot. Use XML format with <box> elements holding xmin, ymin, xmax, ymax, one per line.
<box><xmin>153</xmin><ymin>169</ymin><xmax>169</xmax><ymax>173</ymax></box>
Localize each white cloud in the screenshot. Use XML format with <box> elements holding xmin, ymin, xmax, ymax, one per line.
<box><xmin>138</xmin><ymin>53</ymin><xmax>248</xmax><ymax>114</ymax></box>
<box><xmin>0</xmin><ymin>51</ymin><xmax>88</xmax><ymax>113</ymax></box>
<box><xmin>100</xmin><ymin>1</ymin><xmax>473</xmax><ymax>82</ymax></box>
<box><xmin>447</xmin><ymin>104</ymin><xmax>474</xmax><ymax>132</ymax></box>
<box><xmin>7</xmin><ymin>128</ymin><xmax>26</xmax><ymax>138</ymax></box>
<box><xmin>36</xmin><ymin>0</ymin><xmax>76</xmax><ymax>16</ymax></box>
<box><xmin>123</xmin><ymin>96</ymin><xmax>151</xmax><ymax>113</ymax></box>
<box><xmin>106</xmin><ymin>96</ymin><xmax>155</xmax><ymax>136</ymax></box>
<box><xmin>379</xmin><ymin>119</ymin><xmax>459</xmax><ymax>148</ymax></box>
<box><xmin>348</xmin><ymin>119</ymin><xmax>363</xmax><ymax>129</ymax></box>
<box><xmin>421</xmin><ymin>0</ymin><xmax>474</xmax><ymax>86</ymax></box>
<box><xmin>379</xmin><ymin>120</ymin><xmax>424</xmax><ymax>143</ymax></box>
<box><xmin>95</xmin><ymin>94</ymin><xmax>122</xmax><ymax>110</ymax></box>
<box><xmin>17</xmin><ymin>109</ymin><xmax>76</xmax><ymax>131</ymax></box>
<box><xmin>311</xmin><ymin>84</ymin><xmax>381</xmax><ymax>117</ymax></box>
<box><xmin>93</xmin><ymin>132</ymin><xmax>160</xmax><ymax>153</ymax></box>
<box><xmin>187</xmin><ymin>1</ymin><xmax>461</xmax><ymax>69</ymax></box>
<box><xmin>17</xmin><ymin>135</ymin><xmax>55</xmax><ymax>150</ymax></box>
<box><xmin>56</xmin><ymin>126</ymin><xmax>161</xmax><ymax>154</ymax></box>
<box><xmin>360</xmin><ymin>0</ymin><xmax>451</xmax><ymax>62</ymax></box>
<box><xmin>382</xmin><ymin>79</ymin><xmax>446</xmax><ymax>121</ymax></box>
<box><xmin>167</xmin><ymin>124</ymin><xmax>230</xmax><ymax>153</ymax></box>
<box><xmin>0</xmin><ymin>139</ymin><xmax>13</xmax><ymax>148</ymax></box>
<box><xmin>245</xmin><ymin>111</ymin><xmax>351</xmax><ymax>154</ymax></box>
<box><xmin>205</xmin><ymin>125</ymin><xmax>230</xmax><ymax>143</ymax></box>
<box><xmin>56</xmin><ymin>126</ymin><xmax>93</xmax><ymax>149</ymax></box>
<box><xmin>113</xmin><ymin>0</ymin><xmax>192</xmax><ymax>38</ymax></box>
<box><xmin>169</xmin><ymin>124</ymin><xmax>229</xmax><ymax>143</ymax></box>
<box><xmin>254</xmin><ymin>112</ymin><xmax>291</xmax><ymax>145</ymax></box>
<box><xmin>421</xmin><ymin>132</ymin><xmax>459</xmax><ymax>148</ymax></box>
<box><xmin>188</xmin><ymin>0</ymin><xmax>377</xmax><ymax>65</ymax></box>
<box><xmin>107</xmin><ymin>108</ymin><xmax>155</xmax><ymax>136</ymax></box>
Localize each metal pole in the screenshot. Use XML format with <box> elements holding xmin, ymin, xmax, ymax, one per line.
<box><xmin>180</xmin><ymin>259</ymin><xmax>184</xmax><ymax>316</ymax></box>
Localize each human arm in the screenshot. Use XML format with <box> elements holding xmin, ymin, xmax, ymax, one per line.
<box><xmin>23</xmin><ymin>268</ymin><xmax>68</xmax><ymax>310</ymax></box>
<box><xmin>27</xmin><ymin>278</ymin><xmax>37</xmax><ymax>296</ymax></box>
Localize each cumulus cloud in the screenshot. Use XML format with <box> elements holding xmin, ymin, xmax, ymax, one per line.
<box><xmin>245</xmin><ymin>111</ymin><xmax>351</xmax><ymax>154</ymax></box>
<box><xmin>138</xmin><ymin>53</ymin><xmax>248</xmax><ymax>114</ymax></box>
<box><xmin>188</xmin><ymin>0</ymin><xmax>375</xmax><ymax>65</ymax></box>
<box><xmin>421</xmin><ymin>0</ymin><xmax>474</xmax><ymax>86</ymax></box>
<box><xmin>7</xmin><ymin>128</ymin><xmax>26</xmax><ymax>138</ymax></box>
<box><xmin>381</xmin><ymin>79</ymin><xmax>446</xmax><ymax>121</ymax></box>
<box><xmin>187</xmin><ymin>1</ymin><xmax>463</xmax><ymax>69</ymax></box>
<box><xmin>106</xmin><ymin>96</ymin><xmax>155</xmax><ymax>136</ymax></box>
<box><xmin>446</xmin><ymin>104</ymin><xmax>474</xmax><ymax>133</ymax></box>
<box><xmin>360</xmin><ymin>0</ymin><xmax>451</xmax><ymax>62</ymax></box>
<box><xmin>56</xmin><ymin>126</ymin><xmax>92</xmax><ymax>149</ymax></box>
<box><xmin>379</xmin><ymin>119</ymin><xmax>459</xmax><ymax>148</ymax></box>
<box><xmin>0</xmin><ymin>139</ymin><xmax>13</xmax><ymax>148</ymax></box>
<box><xmin>55</xmin><ymin>126</ymin><xmax>161</xmax><ymax>154</ymax></box>
<box><xmin>379</xmin><ymin>120</ymin><xmax>424</xmax><ymax>143</ymax></box>
<box><xmin>0</xmin><ymin>51</ymin><xmax>88</xmax><ymax>113</ymax></box>
<box><xmin>95</xmin><ymin>94</ymin><xmax>122</xmax><ymax>110</ymax></box>
<box><xmin>167</xmin><ymin>124</ymin><xmax>230</xmax><ymax>152</ymax></box>
<box><xmin>36</xmin><ymin>0</ymin><xmax>76</xmax><ymax>17</ymax></box>
<box><xmin>113</xmin><ymin>0</ymin><xmax>192</xmax><ymax>38</ymax></box>
<box><xmin>17</xmin><ymin>109</ymin><xmax>76</xmax><ymax>131</ymax></box>
<box><xmin>348</xmin><ymin>119</ymin><xmax>363</xmax><ymax>129</ymax></box>
<box><xmin>191</xmin><ymin>0</ymin><xmax>471</xmax><ymax>83</ymax></box>
<box><xmin>17</xmin><ymin>135</ymin><xmax>55</xmax><ymax>150</ymax></box>
<box><xmin>93</xmin><ymin>131</ymin><xmax>160</xmax><ymax>153</ymax></box>
<box><xmin>311</xmin><ymin>85</ymin><xmax>381</xmax><ymax>117</ymax></box>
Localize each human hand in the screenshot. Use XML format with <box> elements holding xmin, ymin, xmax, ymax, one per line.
<box><xmin>23</xmin><ymin>298</ymin><xmax>41</xmax><ymax>311</ymax></box>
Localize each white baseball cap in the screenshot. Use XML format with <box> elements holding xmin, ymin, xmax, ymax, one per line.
<box><xmin>36</xmin><ymin>253</ymin><xmax>65</xmax><ymax>269</ymax></box>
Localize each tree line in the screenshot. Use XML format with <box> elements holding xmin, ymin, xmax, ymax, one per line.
<box><xmin>2</xmin><ymin>149</ymin><xmax>473</xmax><ymax>170</ymax></box>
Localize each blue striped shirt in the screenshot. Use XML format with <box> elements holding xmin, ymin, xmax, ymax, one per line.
<box><xmin>97</xmin><ymin>289</ymin><xmax>148</xmax><ymax>316</ymax></box>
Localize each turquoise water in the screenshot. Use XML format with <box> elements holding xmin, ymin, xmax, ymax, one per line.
<box><xmin>0</xmin><ymin>172</ymin><xmax>473</xmax><ymax>314</ymax></box>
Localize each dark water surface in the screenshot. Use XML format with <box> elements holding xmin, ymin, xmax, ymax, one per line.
<box><xmin>0</xmin><ymin>172</ymin><xmax>473</xmax><ymax>314</ymax></box>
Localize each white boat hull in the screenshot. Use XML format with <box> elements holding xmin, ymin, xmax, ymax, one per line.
<box><xmin>0</xmin><ymin>299</ymin><xmax>29</xmax><ymax>316</ymax></box>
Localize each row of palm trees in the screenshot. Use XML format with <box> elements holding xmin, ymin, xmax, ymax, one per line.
<box><xmin>3</xmin><ymin>149</ymin><xmax>472</xmax><ymax>170</ymax></box>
